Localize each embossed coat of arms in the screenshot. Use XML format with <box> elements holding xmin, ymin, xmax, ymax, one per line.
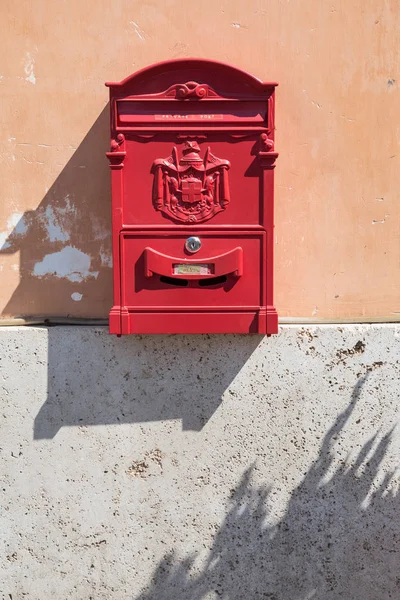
<box><xmin>152</xmin><ymin>141</ymin><xmax>230</xmax><ymax>223</ymax></box>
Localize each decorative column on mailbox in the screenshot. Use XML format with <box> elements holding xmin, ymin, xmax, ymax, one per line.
<box><xmin>106</xmin><ymin>59</ymin><xmax>278</xmax><ymax>335</ymax></box>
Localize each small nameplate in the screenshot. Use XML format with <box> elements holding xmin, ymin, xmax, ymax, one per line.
<box><xmin>173</xmin><ymin>264</ymin><xmax>211</xmax><ymax>275</ymax></box>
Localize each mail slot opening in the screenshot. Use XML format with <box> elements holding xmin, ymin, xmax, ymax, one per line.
<box><xmin>198</xmin><ymin>275</ymin><xmax>228</xmax><ymax>287</ymax></box>
<box><xmin>159</xmin><ymin>275</ymin><xmax>189</xmax><ymax>287</ymax></box>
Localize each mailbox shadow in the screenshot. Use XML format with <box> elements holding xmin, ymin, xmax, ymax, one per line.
<box><xmin>0</xmin><ymin>105</ymin><xmax>112</xmax><ymax>319</ymax></box>
<box><xmin>0</xmin><ymin>111</ymin><xmax>267</xmax><ymax>439</ymax></box>
<box><xmin>34</xmin><ymin>330</ymin><xmax>262</xmax><ymax>439</ymax></box>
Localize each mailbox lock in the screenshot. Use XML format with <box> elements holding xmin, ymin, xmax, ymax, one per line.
<box><xmin>185</xmin><ymin>236</ymin><xmax>201</xmax><ymax>253</ymax></box>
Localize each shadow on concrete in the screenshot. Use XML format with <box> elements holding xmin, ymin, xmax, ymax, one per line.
<box><xmin>0</xmin><ymin>105</ymin><xmax>112</xmax><ymax>319</ymax></box>
<box><xmin>133</xmin><ymin>375</ymin><xmax>400</xmax><ymax>599</ymax></box>
<box><xmin>34</xmin><ymin>329</ymin><xmax>262</xmax><ymax>438</ymax></box>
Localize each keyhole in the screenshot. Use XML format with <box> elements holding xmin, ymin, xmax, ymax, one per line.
<box><xmin>185</xmin><ymin>236</ymin><xmax>201</xmax><ymax>253</ymax></box>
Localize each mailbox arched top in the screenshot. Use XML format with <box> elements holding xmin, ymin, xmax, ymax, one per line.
<box><xmin>105</xmin><ymin>58</ymin><xmax>277</xmax><ymax>98</ymax></box>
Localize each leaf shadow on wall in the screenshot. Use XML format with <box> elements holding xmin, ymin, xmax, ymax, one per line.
<box><xmin>0</xmin><ymin>105</ymin><xmax>112</xmax><ymax>319</ymax></box>
<box><xmin>133</xmin><ymin>375</ymin><xmax>400</xmax><ymax>600</ymax></box>
<box><xmin>34</xmin><ymin>330</ymin><xmax>262</xmax><ymax>439</ymax></box>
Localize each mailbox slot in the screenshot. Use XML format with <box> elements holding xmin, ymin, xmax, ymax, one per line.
<box><xmin>158</xmin><ymin>275</ymin><xmax>228</xmax><ymax>288</ymax></box>
<box><xmin>144</xmin><ymin>246</ymin><xmax>243</xmax><ymax>279</ymax></box>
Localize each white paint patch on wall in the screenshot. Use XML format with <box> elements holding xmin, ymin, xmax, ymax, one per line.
<box><xmin>0</xmin><ymin>233</ymin><xmax>10</xmax><ymax>250</ymax></box>
<box><xmin>71</xmin><ymin>292</ymin><xmax>83</xmax><ymax>301</ymax></box>
<box><xmin>8</xmin><ymin>213</ymin><xmax>28</xmax><ymax>235</ymax></box>
<box><xmin>43</xmin><ymin>206</ymin><xmax>70</xmax><ymax>242</ymax></box>
<box><xmin>36</xmin><ymin>195</ymin><xmax>75</xmax><ymax>243</ymax></box>
<box><xmin>8</xmin><ymin>136</ymin><xmax>17</xmax><ymax>160</ymax></box>
<box><xmin>33</xmin><ymin>246</ymin><xmax>99</xmax><ymax>282</ymax></box>
<box><xmin>92</xmin><ymin>218</ymin><xmax>110</xmax><ymax>242</ymax></box>
<box><xmin>100</xmin><ymin>247</ymin><xmax>113</xmax><ymax>268</ymax></box>
<box><xmin>0</xmin><ymin>213</ymin><xmax>28</xmax><ymax>250</ymax></box>
<box><xmin>129</xmin><ymin>21</ymin><xmax>147</xmax><ymax>41</ymax></box>
<box><xmin>24</xmin><ymin>52</ymin><xmax>36</xmax><ymax>84</ymax></box>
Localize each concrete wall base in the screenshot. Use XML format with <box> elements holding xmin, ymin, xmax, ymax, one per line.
<box><xmin>1</xmin><ymin>325</ymin><xmax>399</xmax><ymax>599</ymax></box>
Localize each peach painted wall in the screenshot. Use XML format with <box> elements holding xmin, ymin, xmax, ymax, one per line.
<box><xmin>0</xmin><ymin>0</ymin><xmax>399</xmax><ymax>320</ymax></box>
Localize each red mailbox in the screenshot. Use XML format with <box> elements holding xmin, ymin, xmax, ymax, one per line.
<box><xmin>106</xmin><ymin>59</ymin><xmax>278</xmax><ymax>335</ymax></box>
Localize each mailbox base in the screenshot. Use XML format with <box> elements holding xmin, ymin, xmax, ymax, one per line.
<box><xmin>109</xmin><ymin>307</ymin><xmax>278</xmax><ymax>335</ymax></box>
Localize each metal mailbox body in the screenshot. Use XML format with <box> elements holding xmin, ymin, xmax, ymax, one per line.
<box><xmin>106</xmin><ymin>59</ymin><xmax>278</xmax><ymax>335</ymax></box>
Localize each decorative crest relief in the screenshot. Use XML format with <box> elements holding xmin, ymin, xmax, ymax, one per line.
<box><xmin>152</xmin><ymin>141</ymin><xmax>230</xmax><ymax>224</ymax></box>
<box><xmin>164</xmin><ymin>81</ymin><xmax>218</xmax><ymax>99</ymax></box>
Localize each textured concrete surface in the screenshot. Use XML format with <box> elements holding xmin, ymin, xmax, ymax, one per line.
<box><xmin>1</xmin><ymin>325</ymin><xmax>400</xmax><ymax>599</ymax></box>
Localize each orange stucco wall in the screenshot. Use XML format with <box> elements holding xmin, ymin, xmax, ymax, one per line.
<box><xmin>0</xmin><ymin>0</ymin><xmax>399</xmax><ymax>320</ymax></box>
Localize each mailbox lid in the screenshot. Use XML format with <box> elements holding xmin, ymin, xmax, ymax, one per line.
<box><xmin>107</xmin><ymin>59</ymin><xmax>277</xmax><ymax>229</ymax></box>
<box><xmin>120</xmin><ymin>230</ymin><xmax>266</xmax><ymax>309</ymax></box>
